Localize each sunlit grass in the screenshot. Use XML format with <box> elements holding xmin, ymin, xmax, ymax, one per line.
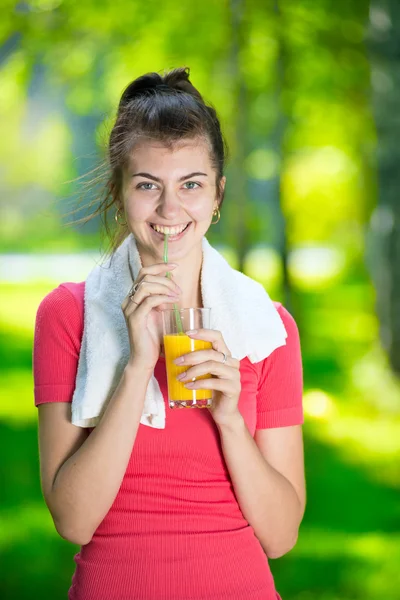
<box><xmin>294</xmin><ymin>528</ymin><xmax>400</xmax><ymax>598</ymax></box>
<box><xmin>305</xmin><ymin>390</ymin><xmax>400</xmax><ymax>487</ymax></box>
<box><xmin>0</xmin><ymin>502</ymin><xmax>57</xmax><ymax>550</ymax></box>
<box><xmin>321</xmin><ymin>413</ymin><xmax>400</xmax><ymax>487</ymax></box>
<box><xmin>1</xmin><ymin>369</ymin><xmax>36</xmax><ymax>423</ymax></box>
<box><xmin>0</xmin><ymin>282</ymin><xmax>56</xmax><ymax>333</ymax></box>
<box><xmin>297</xmin><ymin>527</ymin><xmax>400</xmax><ymax>561</ymax></box>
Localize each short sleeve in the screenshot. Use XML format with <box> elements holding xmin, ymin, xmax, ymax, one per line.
<box><xmin>33</xmin><ymin>284</ymin><xmax>83</xmax><ymax>406</ymax></box>
<box><xmin>256</xmin><ymin>303</ymin><xmax>304</xmax><ymax>429</ymax></box>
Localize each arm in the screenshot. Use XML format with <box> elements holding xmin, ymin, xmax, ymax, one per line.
<box><xmin>39</xmin><ymin>362</ymin><xmax>152</xmax><ymax>546</ymax></box>
<box><xmin>217</xmin><ymin>418</ymin><xmax>305</xmax><ymax>559</ymax></box>
<box><xmin>217</xmin><ymin>303</ymin><xmax>305</xmax><ymax>559</ymax></box>
<box><xmin>34</xmin><ymin>285</ymin><xmax>152</xmax><ymax>546</ymax></box>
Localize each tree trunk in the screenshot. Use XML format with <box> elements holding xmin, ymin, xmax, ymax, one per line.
<box><xmin>367</xmin><ymin>0</ymin><xmax>400</xmax><ymax>376</ymax></box>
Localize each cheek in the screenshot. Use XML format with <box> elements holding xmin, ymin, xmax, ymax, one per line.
<box><xmin>125</xmin><ymin>201</ymin><xmax>150</xmax><ymax>221</ymax></box>
<box><xmin>187</xmin><ymin>198</ymin><xmax>214</xmax><ymax>220</ymax></box>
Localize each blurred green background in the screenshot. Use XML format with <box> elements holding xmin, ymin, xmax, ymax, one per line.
<box><xmin>1</xmin><ymin>0</ymin><xmax>400</xmax><ymax>599</ymax></box>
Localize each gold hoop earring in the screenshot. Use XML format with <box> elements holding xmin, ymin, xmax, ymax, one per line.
<box><xmin>211</xmin><ymin>207</ymin><xmax>220</xmax><ymax>225</ymax></box>
<box><xmin>115</xmin><ymin>207</ymin><xmax>127</xmax><ymax>226</ymax></box>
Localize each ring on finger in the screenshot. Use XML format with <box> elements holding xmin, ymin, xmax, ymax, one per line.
<box><xmin>129</xmin><ymin>280</ymin><xmax>143</xmax><ymax>300</ymax></box>
<box><xmin>211</xmin><ymin>344</ymin><xmax>229</xmax><ymax>365</ymax></box>
<box><xmin>220</xmin><ymin>351</ymin><xmax>228</xmax><ymax>364</ymax></box>
<box><xmin>130</xmin><ymin>291</ymin><xmax>151</xmax><ymax>304</ymax></box>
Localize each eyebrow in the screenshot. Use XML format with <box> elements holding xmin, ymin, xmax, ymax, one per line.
<box><xmin>131</xmin><ymin>171</ymin><xmax>208</xmax><ymax>183</ymax></box>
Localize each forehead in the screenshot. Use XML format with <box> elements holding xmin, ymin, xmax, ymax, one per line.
<box><xmin>128</xmin><ymin>138</ymin><xmax>212</xmax><ymax>170</ymax></box>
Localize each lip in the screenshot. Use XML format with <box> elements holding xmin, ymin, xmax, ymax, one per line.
<box><xmin>148</xmin><ymin>222</ymin><xmax>192</xmax><ymax>241</ymax></box>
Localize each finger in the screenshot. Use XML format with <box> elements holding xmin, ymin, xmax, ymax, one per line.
<box><xmin>177</xmin><ymin>361</ymin><xmax>239</xmax><ymax>382</ymax></box>
<box><xmin>185</xmin><ymin>349</ymin><xmax>240</xmax><ymax>371</ymax></box>
<box><xmin>123</xmin><ymin>278</ymin><xmax>180</xmax><ymax>311</ymax></box>
<box><xmin>122</xmin><ymin>272</ymin><xmax>181</xmax><ymax>311</ymax></box>
<box><xmin>174</xmin><ymin>349</ymin><xmax>233</xmax><ymax>367</ymax></box>
<box><xmin>183</xmin><ymin>377</ymin><xmax>237</xmax><ymax>394</ymax></box>
<box><xmin>125</xmin><ymin>293</ymin><xmax>179</xmax><ymax>316</ymax></box>
<box><xmin>140</xmin><ymin>262</ymin><xmax>178</xmax><ymax>276</ymax></box>
<box><xmin>142</xmin><ymin>274</ymin><xmax>182</xmax><ymax>295</ymax></box>
<box><xmin>127</xmin><ymin>282</ymin><xmax>181</xmax><ymax>310</ymax></box>
<box><xmin>186</xmin><ymin>328</ymin><xmax>231</xmax><ymax>357</ymax></box>
<box><xmin>185</xmin><ymin>328</ymin><xmax>222</xmax><ymax>342</ymax></box>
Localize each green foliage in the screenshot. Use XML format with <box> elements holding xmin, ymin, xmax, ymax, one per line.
<box><xmin>1</xmin><ymin>0</ymin><xmax>375</xmax><ymax>253</ymax></box>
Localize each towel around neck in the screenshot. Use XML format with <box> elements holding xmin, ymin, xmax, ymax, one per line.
<box><xmin>71</xmin><ymin>234</ymin><xmax>288</xmax><ymax>429</ymax></box>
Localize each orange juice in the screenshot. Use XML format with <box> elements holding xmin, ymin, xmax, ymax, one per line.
<box><xmin>163</xmin><ymin>333</ymin><xmax>213</xmax><ymax>407</ymax></box>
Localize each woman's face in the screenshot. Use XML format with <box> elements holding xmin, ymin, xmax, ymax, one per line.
<box><xmin>121</xmin><ymin>137</ymin><xmax>225</xmax><ymax>265</ymax></box>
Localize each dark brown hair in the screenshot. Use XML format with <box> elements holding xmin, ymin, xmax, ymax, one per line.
<box><xmin>68</xmin><ymin>66</ymin><xmax>229</xmax><ymax>257</ymax></box>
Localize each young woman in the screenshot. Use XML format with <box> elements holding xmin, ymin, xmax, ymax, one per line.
<box><xmin>33</xmin><ymin>66</ymin><xmax>306</xmax><ymax>600</ymax></box>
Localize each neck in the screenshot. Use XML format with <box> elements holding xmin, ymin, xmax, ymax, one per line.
<box><xmin>172</xmin><ymin>247</ymin><xmax>204</xmax><ymax>308</ymax></box>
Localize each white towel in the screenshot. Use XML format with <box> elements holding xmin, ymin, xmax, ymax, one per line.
<box><xmin>71</xmin><ymin>233</ymin><xmax>288</xmax><ymax>429</ymax></box>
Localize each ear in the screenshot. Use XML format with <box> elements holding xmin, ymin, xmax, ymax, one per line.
<box><xmin>215</xmin><ymin>176</ymin><xmax>226</xmax><ymax>209</ymax></box>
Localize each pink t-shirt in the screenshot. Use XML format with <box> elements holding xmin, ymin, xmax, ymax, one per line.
<box><xmin>33</xmin><ymin>281</ymin><xmax>303</xmax><ymax>600</ymax></box>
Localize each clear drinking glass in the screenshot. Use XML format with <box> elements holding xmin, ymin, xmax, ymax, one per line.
<box><xmin>161</xmin><ymin>308</ymin><xmax>213</xmax><ymax>409</ymax></box>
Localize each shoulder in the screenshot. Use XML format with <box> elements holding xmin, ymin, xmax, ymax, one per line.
<box><xmin>38</xmin><ymin>281</ymin><xmax>84</xmax><ymax>311</ymax></box>
<box><xmin>255</xmin><ymin>300</ymin><xmax>304</xmax><ymax>427</ymax></box>
<box><xmin>256</xmin><ymin>300</ymin><xmax>302</xmax><ymax>374</ymax></box>
<box><xmin>36</xmin><ymin>281</ymin><xmax>85</xmax><ymax>331</ymax></box>
<box><xmin>272</xmin><ymin>301</ymin><xmax>300</xmax><ymax>338</ymax></box>
<box><xmin>60</xmin><ymin>281</ymin><xmax>85</xmax><ymax>304</ymax></box>
<box><xmin>33</xmin><ymin>282</ymin><xmax>86</xmax><ymax>406</ymax></box>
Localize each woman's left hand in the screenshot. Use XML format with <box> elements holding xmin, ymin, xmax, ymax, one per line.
<box><xmin>173</xmin><ymin>329</ymin><xmax>242</xmax><ymax>426</ymax></box>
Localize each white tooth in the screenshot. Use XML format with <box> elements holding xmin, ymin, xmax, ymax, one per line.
<box><xmin>153</xmin><ymin>224</ymin><xmax>186</xmax><ymax>235</ymax></box>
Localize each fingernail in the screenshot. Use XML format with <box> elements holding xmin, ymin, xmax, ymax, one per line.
<box><xmin>173</xmin><ymin>356</ymin><xmax>184</xmax><ymax>364</ymax></box>
<box><xmin>186</xmin><ymin>330</ymin><xmax>198</xmax><ymax>335</ymax></box>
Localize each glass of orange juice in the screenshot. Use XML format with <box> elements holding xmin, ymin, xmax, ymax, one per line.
<box><xmin>161</xmin><ymin>308</ymin><xmax>213</xmax><ymax>409</ymax></box>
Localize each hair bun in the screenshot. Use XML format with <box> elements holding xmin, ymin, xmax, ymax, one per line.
<box><xmin>164</xmin><ymin>67</ymin><xmax>203</xmax><ymax>101</ymax></box>
<box><xmin>118</xmin><ymin>67</ymin><xmax>202</xmax><ymax>111</ymax></box>
<box><xmin>118</xmin><ymin>74</ymin><xmax>163</xmax><ymax>109</ymax></box>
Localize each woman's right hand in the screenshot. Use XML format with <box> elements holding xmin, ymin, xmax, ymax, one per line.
<box><xmin>121</xmin><ymin>262</ymin><xmax>182</xmax><ymax>371</ymax></box>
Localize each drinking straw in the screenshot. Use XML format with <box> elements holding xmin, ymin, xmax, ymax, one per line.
<box><xmin>163</xmin><ymin>233</ymin><xmax>184</xmax><ymax>334</ymax></box>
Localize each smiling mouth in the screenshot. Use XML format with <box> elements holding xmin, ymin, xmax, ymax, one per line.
<box><xmin>148</xmin><ymin>222</ymin><xmax>192</xmax><ymax>240</ymax></box>
<box><xmin>149</xmin><ymin>222</ymin><xmax>191</xmax><ymax>230</ymax></box>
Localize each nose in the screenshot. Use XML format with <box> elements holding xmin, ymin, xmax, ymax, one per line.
<box><xmin>156</xmin><ymin>188</ymin><xmax>183</xmax><ymax>221</ymax></box>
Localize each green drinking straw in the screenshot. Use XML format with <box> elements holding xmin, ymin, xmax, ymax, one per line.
<box><xmin>163</xmin><ymin>233</ymin><xmax>184</xmax><ymax>334</ymax></box>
